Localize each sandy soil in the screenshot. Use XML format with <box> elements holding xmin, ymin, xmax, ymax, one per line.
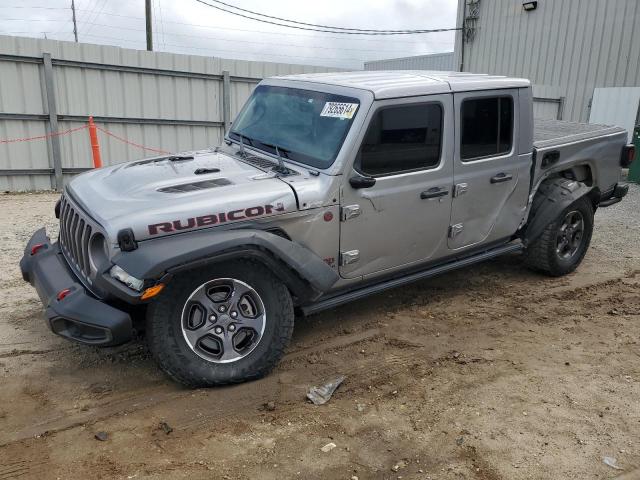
<box><xmin>0</xmin><ymin>188</ymin><xmax>639</xmax><ymax>480</ymax></box>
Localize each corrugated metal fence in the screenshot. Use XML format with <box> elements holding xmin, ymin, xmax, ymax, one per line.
<box><xmin>0</xmin><ymin>35</ymin><xmax>339</xmax><ymax>191</ymax></box>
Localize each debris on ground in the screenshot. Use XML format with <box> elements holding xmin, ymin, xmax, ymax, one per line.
<box><xmin>263</xmin><ymin>401</ymin><xmax>276</xmax><ymax>412</ymax></box>
<box><xmin>158</xmin><ymin>421</ymin><xmax>173</xmax><ymax>435</ymax></box>
<box><xmin>603</xmin><ymin>456</ymin><xmax>623</xmax><ymax>470</ymax></box>
<box><xmin>2</xmin><ymin>189</ymin><xmax>639</xmax><ymax>479</ymax></box>
<box><xmin>391</xmin><ymin>460</ymin><xmax>407</xmax><ymax>472</ymax></box>
<box><xmin>94</xmin><ymin>431</ymin><xmax>108</xmax><ymax>441</ymax></box>
<box><xmin>306</xmin><ymin>376</ymin><xmax>345</xmax><ymax>405</ymax></box>
<box><xmin>320</xmin><ymin>442</ymin><xmax>336</xmax><ymax>453</ymax></box>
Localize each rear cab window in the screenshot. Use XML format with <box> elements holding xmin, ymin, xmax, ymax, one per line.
<box><xmin>460</xmin><ymin>96</ymin><xmax>513</xmax><ymax>161</ymax></box>
<box><xmin>357</xmin><ymin>103</ymin><xmax>443</xmax><ymax>176</ymax></box>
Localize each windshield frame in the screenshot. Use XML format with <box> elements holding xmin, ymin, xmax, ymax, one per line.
<box><xmin>228</xmin><ymin>83</ymin><xmax>364</xmax><ymax>170</ymax></box>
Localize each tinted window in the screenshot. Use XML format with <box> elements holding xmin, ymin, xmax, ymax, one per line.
<box><xmin>358</xmin><ymin>103</ymin><xmax>442</xmax><ymax>176</ymax></box>
<box><xmin>460</xmin><ymin>96</ymin><xmax>513</xmax><ymax>161</ymax></box>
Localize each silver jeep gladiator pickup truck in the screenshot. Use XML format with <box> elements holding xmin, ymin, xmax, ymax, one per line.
<box><xmin>20</xmin><ymin>71</ymin><xmax>635</xmax><ymax>386</ymax></box>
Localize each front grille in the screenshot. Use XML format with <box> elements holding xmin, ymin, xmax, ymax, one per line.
<box><xmin>59</xmin><ymin>195</ymin><xmax>94</xmax><ymax>281</ymax></box>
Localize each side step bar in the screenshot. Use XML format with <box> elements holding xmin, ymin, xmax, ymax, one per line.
<box><xmin>301</xmin><ymin>242</ymin><xmax>524</xmax><ymax>316</ymax></box>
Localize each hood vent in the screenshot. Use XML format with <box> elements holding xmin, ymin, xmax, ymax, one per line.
<box><xmin>240</xmin><ymin>153</ymin><xmax>298</xmax><ymax>176</ymax></box>
<box><xmin>158</xmin><ymin>178</ymin><xmax>232</xmax><ymax>193</ymax></box>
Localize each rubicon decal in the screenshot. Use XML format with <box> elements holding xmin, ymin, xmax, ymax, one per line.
<box><xmin>148</xmin><ymin>203</ymin><xmax>285</xmax><ymax>235</ymax></box>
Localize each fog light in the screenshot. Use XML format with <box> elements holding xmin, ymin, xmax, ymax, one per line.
<box><xmin>109</xmin><ymin>265</ymin><xmax>144</xmax><ymax>291</ymax></box>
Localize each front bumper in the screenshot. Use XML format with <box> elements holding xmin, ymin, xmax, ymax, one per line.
<box><xmin>20</xmin><ymin>228</ymin><xmax>133</xmax><ymax>346</ymax></box>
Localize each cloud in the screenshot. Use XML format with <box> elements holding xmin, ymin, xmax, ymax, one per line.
<box><xmin>0</xmin><ymin>0</ymin><xmax>457</xmax><ymax>69</ymax></box>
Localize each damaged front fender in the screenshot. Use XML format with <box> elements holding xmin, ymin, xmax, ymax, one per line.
<box><xmin>112</xmin><ymin>228</ymin><xmax>339</xmax><ymax>303</ymax></box>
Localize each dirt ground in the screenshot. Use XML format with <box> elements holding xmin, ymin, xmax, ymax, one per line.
<box><xmin>0</xmin><ymin>187</ymin><xmax>639</xmax><ymax>480</ymax></box>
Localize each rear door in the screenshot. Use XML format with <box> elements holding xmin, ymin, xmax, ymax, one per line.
<box><xmin>448</xmin><ymin>90</ymin><xmax>530</xmax><ymax>250</ymax></box>
<box><xmin>339</xmin><ymin>95</ymin><xmax>454</xmax><ymax>279</ymax></box>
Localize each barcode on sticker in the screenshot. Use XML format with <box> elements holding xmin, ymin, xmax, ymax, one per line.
<box><xmin>320</xmin><ymin>102</ymin><xmax>359</xmax><ymax>119</ymax></box>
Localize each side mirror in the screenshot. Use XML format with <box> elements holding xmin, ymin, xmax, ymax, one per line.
<box><xmin>349</xmin><ymin>174</ymin><xmax>376</xmax><ymax>189</ymax></box>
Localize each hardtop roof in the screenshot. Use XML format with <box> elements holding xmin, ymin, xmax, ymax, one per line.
<box><xmin>271</xmin><ymin>70</ymin><xmax>530</xmax><ymax>99</ymax></box>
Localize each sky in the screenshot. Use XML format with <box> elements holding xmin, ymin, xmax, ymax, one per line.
<box><xmin>0</xmin><ymin>0</ymin><xmax>458</xmax><ymax>69</ymax></box>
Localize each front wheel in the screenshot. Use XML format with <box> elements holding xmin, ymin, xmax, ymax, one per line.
<box><xmin>146</xmin><ymin>260</ymin><xmax>294</xmax><ymax>387</ymax></box>
<box><xmin>525</xmin><ymin>196</ymin><xmax>594</xmax><ymax>277</ymax></box>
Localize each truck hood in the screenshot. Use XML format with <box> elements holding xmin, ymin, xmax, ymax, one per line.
<box><xmin>67</xmin><ymin>148</ymin><xmax>298</xmax><ymax>242</ymax></box>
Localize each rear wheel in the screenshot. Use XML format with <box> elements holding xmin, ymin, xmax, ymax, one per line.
<box><xmin>525</xmin><ymin>196</ymin><xmax>594</xmax><ymax>276</ymax></box>
<box><xmin>146</xmin><ymin>260</ymin><xmax>294</xmax><ymax>387</ymax></box>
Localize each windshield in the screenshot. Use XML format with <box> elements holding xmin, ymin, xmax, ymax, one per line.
<box><xmin>229</xmin><ymin>85</ymin><xmax>360</xmax><ymax>169</ymax></box>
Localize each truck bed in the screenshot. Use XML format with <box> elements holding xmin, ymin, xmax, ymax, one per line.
<box><xmin>533</xmin><ymin>119</ymin><xmax>624</xmax><ymax>150</ymax></box>
<box><xmin>531</xmin><ymin>119</ymin><xmax>627</xmax><ymax>199</ymax></box>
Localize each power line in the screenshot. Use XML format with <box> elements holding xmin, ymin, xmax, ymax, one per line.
<box><xmin>162</xmin><ymin>41</ymin><xmax>364</xmax><ymax>62</ymax></box>
<box><xmin>201</xmin><ymin>0</ymin><xmax>456</xmax><ymax>34</ymax></box>
<box><xmin>0</xmin><ymin>18</ymin><xmax>71</xmax><ymax>22</ymax></box>
<box><xmin>0</xmin><ymin>6</ymin><xmax>69</xmax><ymax>10</ymax></box>
<box><xmin>81</xmin><ymin>0</ymin><xmax>108</xmax><ymax>34</ymax></box>
<box><xmin>192</xmin><ymin>0</ymin><xmax>461</xmax><ymax>35</ymax></box>
<box><xmin>74</xmin><ymin>9</ymin><xmax>455</xmax><ymax>46</ymax></box>
<box><xmin>157</xmin><ymin>0</ymin><xmax>166</xmax><ymax>50</ymax></box>
<box><xmin>75</xmin><ymin>20</ymin><xmax>451</xmax><ymax>56</ymax></box>
<box><xmin>78</xmin><ymin>32</ymin><xmax>377</xmax><ymax>63</ymax></box>
<box><xmin>75</xmin><ymin>0</ymin><xmax>97</xmax><ymax>23</ymax></box>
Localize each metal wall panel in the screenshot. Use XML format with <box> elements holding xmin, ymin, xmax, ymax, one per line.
<box><xmin>589</xmin><ymin>87</ymin><xmax>640</xmax><ymax>143</ymax></box>
<box><xmin>0</xmin><ymin>35</ymin><xmax>340</xmax><ymax>191</ymax></box>
<box><xmin>364</xmin><ymin>52</ymin><xmax>454</xmax><ymax>71</ymax></box>
<box><xmin>454</xmin><ymin>0</ymin><xmax>640</xmax><ymax>123</ymax></box>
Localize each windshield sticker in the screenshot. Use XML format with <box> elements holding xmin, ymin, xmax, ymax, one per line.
<box><xmin>320</xmin><ymin>102</ymin><xmax>359</xmax><ymax>119</ymax></box>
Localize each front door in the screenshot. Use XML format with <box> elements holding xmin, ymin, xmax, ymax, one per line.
<box><xmin>339</xmin><ymin>95</ymin><xmax>454</xmax><ymax>279</ymax></box>
<box><xmin>448</xmin><ymin>90</ymin><xmax>531</xmax><ymax>250</ymax></box>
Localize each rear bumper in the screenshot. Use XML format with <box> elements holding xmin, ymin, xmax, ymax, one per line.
<box><xmin>20</xmin><ymin>228</ymin><xmax>132</xmax><ymax>346</ymax></box>
<box><xmin>599</xmin><ymin>183</ymin><xmax>629</xmax><ymax>208</ymax></box>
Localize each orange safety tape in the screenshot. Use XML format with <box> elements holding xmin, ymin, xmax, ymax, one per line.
<box><xmin>95</xmin><ymin>125</ymin><xmax>170</xmax><ymax>155</ymax></box>
<box><xmin>0</xmin><ymin>124</ymin><xmax>88</xmax><ymax>144</ymax></box>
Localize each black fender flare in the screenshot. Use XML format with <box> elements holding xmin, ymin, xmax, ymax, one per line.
<box><xmin>112</xmin><ymin>229</ymin><xmax>339</xmax><ymax>303</ymax></box>
<box><xmin>523</xmin><ymin>177</ymin><xmax>593</xmax><ymax>245</ymax></box>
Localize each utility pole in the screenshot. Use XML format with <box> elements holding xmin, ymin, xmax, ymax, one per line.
<box><xmin>71</xmin><ymin>0</ymin><xmax>78</xmax><ymax>42</ymax></box>
<box><xmin>145</xmin><ymin>0</ymin><xmax>153</xmax><ymax>51</ymax></box>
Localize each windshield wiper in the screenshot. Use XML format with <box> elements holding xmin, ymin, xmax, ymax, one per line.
<box><xmin>230</xmin><ymin>131</ymin><xmax>254</xmax><ymax>157</ymax></box>
<box><xmin>255</xmin><ymin>141</ymin><xmax>290</xmax><ymax>174</ymax></box>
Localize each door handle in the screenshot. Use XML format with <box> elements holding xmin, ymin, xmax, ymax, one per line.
<box><xmin>420</xmin><ymin>187</ymin><xmax>449</xmax><ymax>199</ymax></box>
<box><xmin>490</xmin><ymin>173</ymin><xmax>513</xmax><ymax>184</ymax></box>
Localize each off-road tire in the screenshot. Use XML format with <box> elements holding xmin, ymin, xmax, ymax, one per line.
<box><xmin>146</xmin><ymin>260</ymin><xmax>294</xmax><ymax>387</ymax></box>
<box><xmin>525</xmin><ymin>196</ymin><xmax>594</xmax><ymax>277</ymax></box>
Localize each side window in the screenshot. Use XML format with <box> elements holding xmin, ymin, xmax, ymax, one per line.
<box><xmin>460</xmin><ymin>96</ymin><xmax>513</xmax><ymax>161</ymax></box>
<box><xmin>358</xmin><ymin>103</ymin><xmax>442</xmax><ymax>176</ymax></box>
